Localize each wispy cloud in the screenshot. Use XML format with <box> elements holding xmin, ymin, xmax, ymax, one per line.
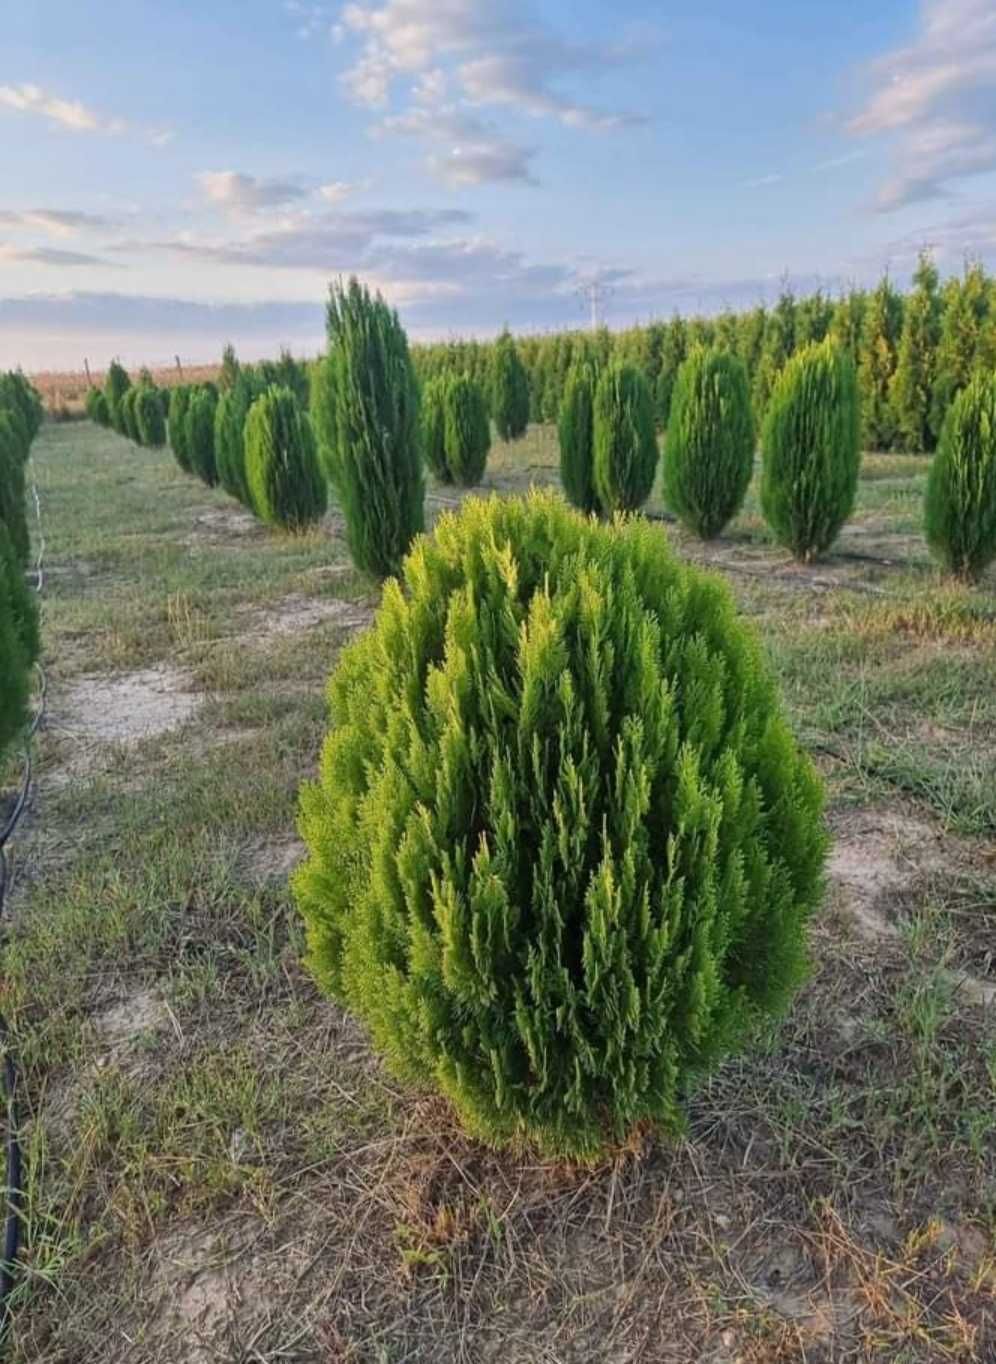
<box><xmin>0</xmin><ymin>82</ymin><xmax>126</xmax><ymax>134</ymax></box>
<box><xmin>743</xmin><ymin>173</ymin><xmax>782</xmax><ymax>188</ymax></box>
<box><xmin>0</xmin><ymin>208</ymin><xmax>112</xmax><ymax>237</ymax></box>
<box><xmin>0</xmin><ymin>244</ymin><xmax>115</xmax><ymax>267</ymax></box>
<box><xmin>850</xmin><ymin>0</ymin><xmax>996</xmax><ymax>210</ymax></box>
<box><xmin>197</xmin><ymin>171</ymin><xmax>311</xmax><ymax>213</ymax></box>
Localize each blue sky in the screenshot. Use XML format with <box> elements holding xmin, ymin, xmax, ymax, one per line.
<box><xmin>2</xmin><ymin>0</ymin><xmax>995</xmax><ymax>369</ymax></box>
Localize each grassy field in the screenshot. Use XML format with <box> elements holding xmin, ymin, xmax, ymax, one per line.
<box><xmin>1</xmin><ymin>420</ymin><xmax>994</xmax><ymax>1362</ymax></box>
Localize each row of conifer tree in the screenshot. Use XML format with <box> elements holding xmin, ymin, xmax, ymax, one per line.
<box><xmin>0</xmin><ymin>371</ymin><xmax>43</xmax><ymax>772</ymax></box>
<box><xmin>414</xmin><ymin>253</ymin><xmax>996</xmax><ymax>456</ymax></box>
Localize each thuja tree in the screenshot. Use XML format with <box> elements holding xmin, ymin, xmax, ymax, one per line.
<box><xmin>491</xmin><ymin>330</ymin><xmax>530</xmax><ymax>442</ymax></box>
<box><xmin>135</xmin><ymin>386</ymin><xmax>166</xmax><ymax>448</ymax></box>
<box><xmin>592</xmin><ymin>362</ymin><xmax>658</xmax><ymax>513</ymax></box>
<box><xmin>443</xmin><ymin>375</ymin><xmax>490</xmax><ymax>486</ymax></box>
<box><xmin>858</xmin><ymin>274</ymin><xmax>904</xmax><ymax>451</ymax></box>
<box><xmin>761</xmin><ymin>339</ymin><xmax>860</xmax><ymax>562</ymax></box>
<box><xmin>925</xmin><ymin>372</ymin><xmax>996</xmax><ymax>582</ymax></box>
<box><xmin>0</xmin><ymin>522</ymin><xmax>39</xmax><ymax>667</ymax></box>
<box><xmin>219</xmin><ymin>343</ymin><xmax>240</xmax><ymax>392</ymax></box>
<box><xmin>185</xmin><ymin>386</ymin><xmax>219</xmax><ymax>486</ymax></box>
<box><xmin>325</xmin><ymin>277</ymin><xmax>424</xmax><ymax>577</ymax></box>
<box><xmin>216</xmin><ymin>369</ymin><xmax>263</xmax><ymax>505</ymax></box>
<box><xmin>245</xmin><ymin>385</ymin><xmax>327</xmax><ymax>530</ymax></box>
<box><xmin>294</xmin><ymin>491</ymin><xmax>827</xmax><ymax>1157</ymax></box>
<box><xmin>930</xmin><ymin>263</ymin><xmax>992</xmax><ymax>443</ymax></box>
<box><xmin>168</xmin><ymin>385</ymin><xmax>192</xmax><ymax>471</ymax></box>
<box><xmin>309</xmin><ymin>352</ymin><xmax>339</xmax><ymax>488</ymax></box>
<box><xmin>0</xmin><ymin>413</ymin><xmax>30</xmax><ymax>564</ymax></box>
<box><xmin>663</xmin><ymin>347</ymin><xmax>755</xmax><ymax>539</ymax></box>
<box><xmin>0</xmin><ymin>526</ymin><xmax>30</xmax><ymax>761</ymax></box>
<box><xmin>122</xmin><ymin>387</ymin><xmax>144</xmax><ymax>443</ymax></box>
<box><xmin>558</xmin><ymin>361</ymin><xmax>599</xmax><ymax>513</ymax></box>
<box><xmin>104</xmin><ymin>361</ymin><xmax>131</xmax><ymax>434</ymax></box>
<box><xmin>890</xmin><ymin>252</ymin><xmax>941</xmax><ymax>454</ymax></box>
<box><xmin>421</xmin><ymin>375</ymin><xmax>451</xmax><ymax>482</ymax></box>
<box><xmin>0</xmin><ymin>373</ymin><xmax>42</xmax><ymax>449</ymax></box>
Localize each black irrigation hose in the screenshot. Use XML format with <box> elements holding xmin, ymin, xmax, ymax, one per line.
<box><xmin>1</xmin><ymin>460</ymin><xmax>47</xmax><ymax>1336</ymax></box>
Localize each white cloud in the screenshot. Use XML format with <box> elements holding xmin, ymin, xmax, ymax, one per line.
<box><xmin>0</xmin><ymin>82</ymin><xmax>127</xmax><ymax>134</ymax></box>
<box><xmin>318</xmin><ymin>180</ymin><xmax>356</xmax><ymax>203</ymax></box>
<box><xmin>198</xmin><ymin>171</ymin><xmax>310</xmax><ymax>213</ymax></box>
<box><xmin>0</xmin><ymin>244</ymin><xmax>113</xmax><ymax>267</ymax></box>
<box><xmin>851</xmin><ymin>0</ymin><xmax>996</xmax><ymax>210</ymax></box>
<box><xmin>427</xmin><ymin>139</ymin><xmax>537</xmax><ymax>186</ymax></box>
<box><xmin>0</xmin><ymin>208</ymin><xmax>112</xmax><ymax>237</ymax></box>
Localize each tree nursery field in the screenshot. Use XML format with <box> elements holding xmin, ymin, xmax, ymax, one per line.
<box><xmin>1</xmin><ymin>405</ymin><xmax>994</xmax><ymax>1362</ymax></box>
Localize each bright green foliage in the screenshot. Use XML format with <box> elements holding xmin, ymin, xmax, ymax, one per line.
<box><xmin>294</xmin><ymin>491</ymin><xmax>827</xmax><ymax>1157</ymax></box>
<box><xmin>752</xmin><ymin>292</ymin><xmax>795</xmax><ymax>424</ymax></box>
<box><xmin>663</xmin><ymin>347</ymin><xmax>755</xmax><ymax>539</ymax></box>
<box><xmin>858</xmin><ymin>274</ymin><xmax>904</xmax><ymax>451</ymax></box>
<box><xmin>245</xmin><ymin>385</ymin><xmax>327</xmax><ymax>530</ymax></box>
<box><xmin>215</xmin><ymin>369</ymin><xmax>263</xmax><ymax>505</ymax></box>
<box><xmin>924</xmin><ymin>372</ymin><xmax>996</xmax><ymax>582</ymax></box>
<box><xmin>309</xmin><ymin>352</ymin><xmax>340</xmax><ymax>487</ymax></box>
<box><xmin>829</xmin><ymin>288</ymin><xmax>867</xmax><ymax>363</ymax></box>
<box><xmin>491</xmin><ymin>330</ymin><xmax>530</xmax><ymax>442</ymax></box>
<box><xmin>135</xmin><ymin>386</ymin><xmax>166</xmax><ymax>447</ymax></box>
<box><xmin>761</xmin><ymin>340</ymin><xmax>860</xmax><ymax>562</ymax></box>
<box><xmin>0</xmin><ymin>413</ymin><xmax>29</xmax><ymax>564</ymax></box>
<box><xmin>185</xmin><ymin>386</ymin><xmax>219</xmax><ymax>486</ymax></box>
<box><xmin>325</xmin><ymin>277</ymin><xmax>424</xmax><ymax>577</ymax></box>
<box><xmin>930</xmin><ymin>263</ymin><xmax>992</xmax><ymax>442</ymax></box>
<box><xmin>592</xmin><ymin>362</ymin><xmax>658</xmax><ymax>513</ymax></box>
<box><xmin>420</xmin><ymin>375</ymin><xmax>450</xmax><ymax>482</ymax></box>
<box><xmin>104</xmin><ymin>361</ymin><xmax>131</xmax><ymax>433</ymax></box>
<box><xmin>890</xmin><ymin>253</ymin><xmax>941</xmax><ymax>454</ymax></box>
<box><xmin>0</xmin><ymin>522</ymin><xmax>39</xmax><ymax>666</ymax></box>
<box><xmin>558</xmin><ymin>361</ymin><xmax>599</xmax><ymax>513</ymax></box>
<box><xmin>443</xmin><ymin>375</ymin><xmax>490</xmax><ymax>486</ymax></box>
<box><xmin>168</xmin><ymin>385</ymin><xmax>192</xmax><ymax>472</ymax></box>
<box><xmin>85</xmin><ymin>387</ymin><xmax>106</xmax><ymax>423</ymax></box>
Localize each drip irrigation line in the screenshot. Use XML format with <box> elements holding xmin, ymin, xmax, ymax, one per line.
<box><xmin>1</xmin><ymin>456</ymin><xmax>46</xmax><ymax>1337</ymax></box>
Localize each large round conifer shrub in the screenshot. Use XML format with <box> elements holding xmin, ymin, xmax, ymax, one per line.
<box><xmin>760</xmin><ymin>340</ymin><xmax>860</xmax><ymax>562</ymax></box>
<box><xmin>593</xmin><ymin>362</ymin><xmax>658</xmax><ymax>513</ymax></box>
<box><xmin>663</xmin><ymin>347</ymin><xmax>755</xmax><ymax>539</ymax></box>
<box><xmin>245</xmin><ymin>385</ymin><xmax>327</xmax><ymax>530</ymax></box>
<box><xmin>295</xmin><ymin>491</ymin><xmax>827</xmax><ymax>1157</ymax></box>
<box><xmin>924</xmin><ymin>372</ymin><xmax>996</xmax><ymax>582</ymax></box>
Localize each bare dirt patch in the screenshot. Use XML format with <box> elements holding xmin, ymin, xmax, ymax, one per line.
<box><xmin>53</xmin><ymin>665</ymin><xmax>203</xmax><ymax>745</ymax></box>
<box><xmin>243</xmin><ymin>835</ymin><xmax>306</xmax><ymax>884</ymax></box>
<box><xmin>183</xmin><ymin>507</ymin><xmax>262</xmax><ymax>546</ymax></box>
<box><xmin>251</xmin><ymin>594</ymin><xmax>374</xmax><ymax>638</ymax></box>
<box><xmin>825</xmin><ymin>807</ymin><xmax>946</xmax><ymax>939</ymax></box>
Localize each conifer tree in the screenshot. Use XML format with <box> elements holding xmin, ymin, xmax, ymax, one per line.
<box><xmin>0</xmin><ymin>522</ymin><xmax>39</xmax><ymax>666</ymax></box>
<box><xmin>752</xmin><ymin>294</ymin><xmax>795</xmax><ymax>424</ymax></box>
<box><xmin>829</xmin><ymin>286</ymin><xmax>867</xmax><ymax>365</ymax></box>
<box><xmin>761</xmin><ymin>339</ymin><xmax>860</xmax><ymax>561</ymax></box>
<box><xmin>930</xmin><ymin>262</ymin><xmax>992</xmax><ymax>443</ymax></box>
<box><xmin>121</xmin><ymin>387</ymin><xmax>142</xmax><ymax>443</ymax></box>
<box><xmin>491</xmin><ymin>330</ymin><xmax>530</xmax><ymax>441</ymax></box>
<box><xmin>294</xmin><ymin>490</ymin><xmax>827</xmax><ymax>1157</ymax></box>
<box><xmin>663</xmin><ymin>347</ymin><xmax>755</xmax><ymax>539</ymax></box>
<box><xmin>309</xmin><ymin>352</ymin><xmax>339</xmax><ymax>487</ymax></box>
<box><xmin>245</xmin><ymin>385</ymin><xmax>328</xmax><ymax>530</ymax></box>
<box><xmin>0</xmin><ymin>543</ymin><xmax>29</xmax><ymax>763</ymax></box>
<box><xmin>104</xmin><ymin>360</ymin><xmax>131</xmax><ymax>434</ymax></box>
<box><xmin>558</xmin><ymin>360</ymin><xmax>599</xmax><ymax>513</ymax></box>
<box><xmin>925</xmin><ymin>372</ymin><xmax>996</xmax><ymax>581</ymax></box>
<box><xmin>215</xmin><ymin>369</ymin><xmax>263</xmax><ymax>505</ymax></box>
<box><xmin>858</xmin><ymin>274</ymin><xmax>904</xmax><ymax>451</ymax></box>
<box><xmin>443</xmin><ymin>375</ymin><xmax>491</xmax><ymax>486</ymax></box>
<box><xmin>890</xmin><ymin>252</ymin><xmax>941</xmax><ymax>454</ymax></box>
<box><xmin>421</xmin><ymin>375</ymin><xmax>451</xmax><ymax>482</ymax></box>
<box><xmin>656</xmin><ymin>315</ymin><xmax>689</xmax><ymax>426</ymax></box>
<box><xmin>592</xmin><ymin>363</ymin><xmax>658</xmax><ymax>513</ymax></box>
<box><xmin>0</xmin><ymin>413</ymin><xmax>29</xmax><ymax>565</ymax></box>
<box><xmin>325</xmin><ymin>277</ymin><xmax>424</xmax><ymax>577</ymax></box>
<box><xmin>135</xmin><ymin>386</ymin><xmax>167</xmax><ymax>447</ymax></box>
<box><xmin>219</xmin><ymin>343</ymin><xmax>240</xmax><ymax>392</ymax></box>
<box><xmin>168</xmin><ymin>385</ymin><xmax>193</xmax><ymax>472</ymax></box>
<box><xmin>185</xmin><ymin>386</ymin><xmax>219</xmax><ymax>486</ymax></box>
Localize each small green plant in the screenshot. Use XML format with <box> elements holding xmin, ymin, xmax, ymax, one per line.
<box><xmin>104</xmin><ymin>361</ymin><xmax>131</xmax><ymax>434</ymax></box>
<box><xmin>592</xmin><ymin>362</ymin><xmax>658</xmax><ymax>513</ymax></box>
<box><xmin>295</xmin><ymin>491</ymin><xmax>826</xmax><ymax>1158</ymax></box>
<box><xmin>185</xmin><ymin>386</ymin><xmax>219</xmax><ymax>486</ymax></box>
<box><xmin>168</xmin><ymin>385</ymin><xmax>192</xmax><ymax>472</ymax></box>
<box><xmin>421</xmin><ymin>375</ymin><xmax>450</xmax><ymax>482</ymax></box>
<box><xmin>245</xmin><ymin>385</ymin><xmax>328</xmax><ymax>530</ymax></box>
<box><xmin>324</xmin><ymin>277</ymin><xmax>424</xmax><ymax>577</ymax></box>
<box><xmin>0</xmin><ymin>412</ymin><xmax>30</xmax><ymax>564</ymax></box>
<box><xmin>135</xmin><ymin>386</ymin><xmax>166</xmax><ymax>448</ymax></box>
<box><xmin>443</xmin><ymin>375</ymin><xmax>490</xmax><ymax>486</ymax></box>
<box><xmin>491</xmin><ymin>331</ymin><xmax>529</xmax><ymax>442</ymax></box>
<box><xmin>924</xmin><ymin>372</ymin><xmax>996</xmax><ymax>582</ymax></box>
<box><xmin>558</xmin><ymin>361</ymin><xmax>599</xmax><ymax>514</ymax></box>
<box><xmin>761</xmin><ymin>339</ymin><xmax>860</xmax><ymax>562</ymax></box>
<box><xmin>663</xmin><ymin>347</ymin><xmax>755</xmax><ymax>539</ymax></box>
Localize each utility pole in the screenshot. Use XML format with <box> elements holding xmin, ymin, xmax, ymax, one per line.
<box><xmin>577</xmin><ymin>278</ymin><xmax>612</xmax><ymax>332</ymax></box>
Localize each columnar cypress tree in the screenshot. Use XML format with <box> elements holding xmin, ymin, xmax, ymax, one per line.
<box><xmin>245</xmin><ymin>385</ymin><xmax>328</xmax><ymax>530</ymax></box>
<box><xmin>752</xmin><ymin>302</ymin><xmax>793</xmax><ymax>425</ymax></box>
<box><xmin>104</xmin><ymin>361</ymin><xmax>131</xmax><ymax>434</ymax></box>
<box><xmin>890</xmin><ymin>252</ymin><xmax>941</xmax><ymax>454</ymax></box>
<box><xmin>924</xmin><ymin>372</ymin><xmax>996</xmax><ymax>581</ymax></box>
<box><xmin>0</xmin><ymin>373</ymin><xmax>42</xmax><ymax>447</ymax></box>
<box><xmin>0</xmin><ymin>522</ymin><xmax>39</xmax><ymax>666</ymax></box>
<box><xmin>421</xmin><ymin>375</ymin><xmax>451</xmax><ymax>482</ymax></box>
<box><xmin>168</xmin><ymin>385</ymin><xmax>193</xmax><ymax>472</ymax></box>
<box><xmin>123</xmin><ymin>387</ymin><xmax>144</xmax><ymax>443</ymax></box>
<box><xmin>135</xmin><ymin>386</ymin><xmax>166</xmax><ymax>447</ymax></box>
<box><xmin>294</xmin><ymin>490</ymin><xmax>827</xmax><ymax>1157</ymax></box>
<box><xmin>656</xmin><ymin>315</ymin><xmax>689</xmax><ymax>426</ymax></box>
<box><xmin>663</xmin><ymin>347</ymin><xmax>755</xmax><ymax>539</ymax></box>
<box><xmin>215</xmin><ymin>369</ymin><xmax>262</xmax><ymax>505</ymax></box>
<box><xmin>761</xmin><ymin>339</ymin><xmax>860</xmax><ymax>562</ymax></box>
<box><xmin>0</xmin><ymin>551</ymin><xmax>29</xmax><ymax>763</ymax></box>
<box><xmin>491</xmin><ymin>330</ymin><xmax>530</xmax><ymax>441</ymax></box>
<box><xmin>443</xmin><ymin>375</ymin><xmax>490</xmax><ymax>487</ymax></box>
<box><xmin>186</xmin><ymin>386</ymin><xmax>220</xmax><ymax>486</ymax></box>
<box><xmin>309</xmin><ymin>352</ymin><xmax>339</xmax><ymax>488</ymax></box>
<box><xmin>558</xmin><ymin>360</ymin><xmax>599</xmax><ymax>513</ymax></box>
<box><xmin>829</xmin><ymin>286</ymin><xmax>867</xmax><ymax>364</ymax></box>
<box><xmin>592</xmin><ymin>362</ymin><xmax>658</xmax><ymax>513</ymax></box>
<box><xmin>0</xmin><ymin>413</ymin><xmax>30</xmax><ymax>565</ymax></box>
<box><xmin>858</xmin><ymin>274</ymin><xmax>904</xmax><ymax>451</ymax></box>
<box><xmin>325</xmin><ymin>277</ymin><xmax>425</xmax><ymax>577</ymax></box>
<box><xmin>930</xmin><ymin>262</ymin><xmax>991</xmax><ymax>443</ymax></box>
